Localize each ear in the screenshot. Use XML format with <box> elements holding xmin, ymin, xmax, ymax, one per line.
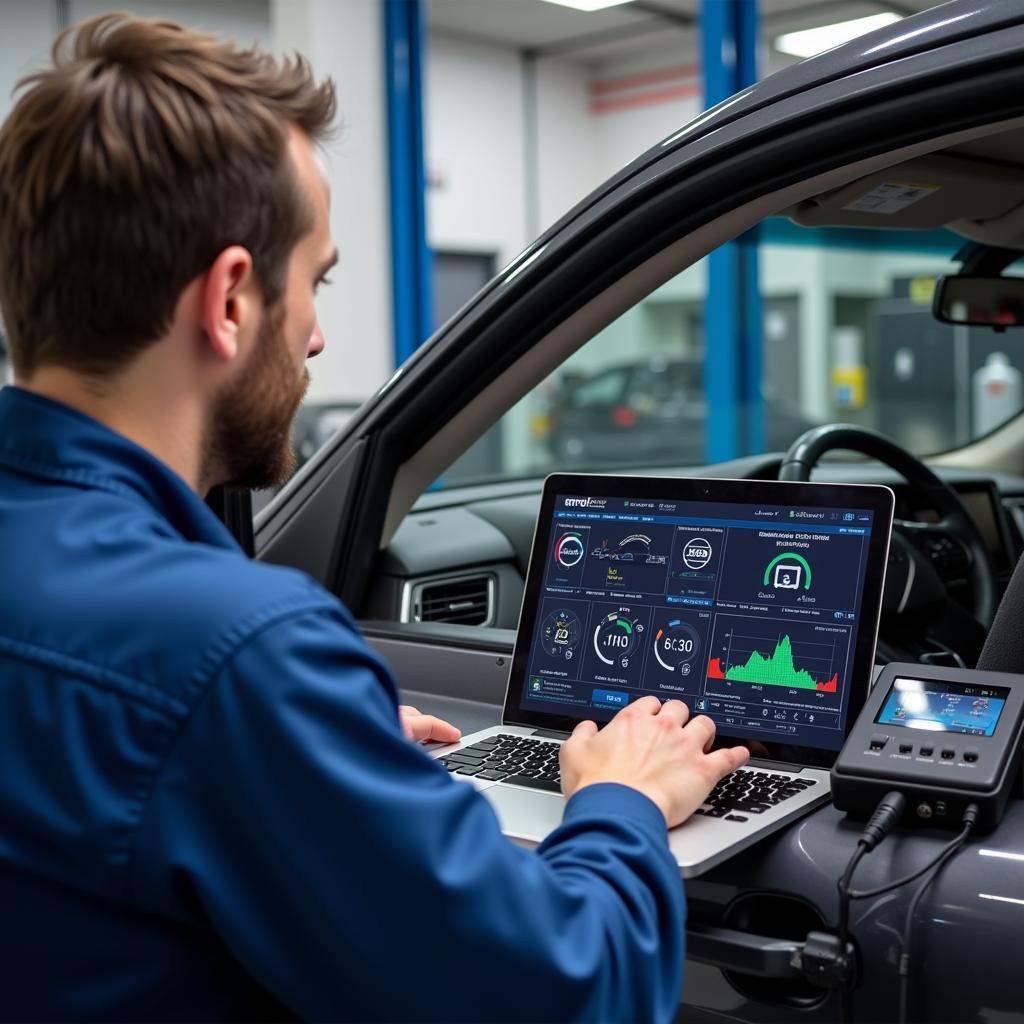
<box><xmin>201</xmin><ymin>246</ymin><xmax>257</xmax><ymax>363</ymax></box>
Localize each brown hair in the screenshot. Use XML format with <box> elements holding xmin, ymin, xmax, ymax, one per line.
<box><xmin>0</xmin><ymin>13</ymin><xmax>336</xmax><ymax>377</ymax></box>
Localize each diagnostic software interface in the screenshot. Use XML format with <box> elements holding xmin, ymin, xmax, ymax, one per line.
<box><xmin>520</xmin><ymin>492</ymin><xmax>877</xmax><ymax>751</ymax></box>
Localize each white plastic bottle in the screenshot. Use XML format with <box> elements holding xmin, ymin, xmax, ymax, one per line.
<box><xmin>973</xmin><ymin>351</ymin><xmax>1023</xmax><ymax>438</ymax></box>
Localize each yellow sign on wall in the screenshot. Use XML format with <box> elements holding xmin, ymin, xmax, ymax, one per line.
<box><xmin>909</xmin><ymin>276</ymin><xmax>937</xmax><ymax>306</ymax></box>
<box><xmin>832</xmin><ymin>366</ymin><xmax>867</xmax><ymax>409</ymax></box>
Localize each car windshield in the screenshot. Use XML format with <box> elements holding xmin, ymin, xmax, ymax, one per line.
<box><xmin>437</xmin><ymin>219</ymin><xmax>1024</xmax><ymax>488</ymax></box>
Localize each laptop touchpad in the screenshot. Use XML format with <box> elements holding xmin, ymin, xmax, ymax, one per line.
<box><xmin>488</xmin><ymin>785</ymin><xmax>565</xmax><ymax>843</ymax></box>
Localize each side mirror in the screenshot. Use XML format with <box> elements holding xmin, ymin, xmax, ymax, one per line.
<box><xmin>933</xmin><ymin>274</ymin><xmax>1024</xmax><ymax>330</ymax></box>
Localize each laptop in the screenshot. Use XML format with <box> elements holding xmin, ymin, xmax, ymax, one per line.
<box><xmin>432</xmin><ymin>473</ymin><xmax>894</xmax><ymax>876</ymax></box>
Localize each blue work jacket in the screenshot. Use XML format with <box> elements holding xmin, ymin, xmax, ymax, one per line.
<box><xmin>0</xmin><ymin>385</ymin><xmax>685</xmax><ymax>1021</ymax></box>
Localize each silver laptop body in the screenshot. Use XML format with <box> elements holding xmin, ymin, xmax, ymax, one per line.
<box><xmin>432</xmin><ymin>473</ymin><xmax>893</xmax><ymax>878</ymax></box>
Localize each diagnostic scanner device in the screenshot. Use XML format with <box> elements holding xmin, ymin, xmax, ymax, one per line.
<box><xmin>831</xmin><ymin>663</ymin><xmax>1024</xmax><ymax>831</ymax></box>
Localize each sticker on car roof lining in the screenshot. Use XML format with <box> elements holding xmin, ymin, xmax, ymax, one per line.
<box><xmin>842</xmin><ymin>182</ymin><xmax>938</xmax><ymax>215</ymax></box>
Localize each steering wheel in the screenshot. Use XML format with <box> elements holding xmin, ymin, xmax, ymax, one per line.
<box><xmin>779</xmin><ymin>424</ymin><xmax>997</xmax><ymax>631</ymax></box>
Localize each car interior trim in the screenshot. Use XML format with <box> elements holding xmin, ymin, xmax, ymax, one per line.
<box><xmin>362</xmin><ymin>633</ymin><xmax>511</xmax><ymax>704</ymax></box>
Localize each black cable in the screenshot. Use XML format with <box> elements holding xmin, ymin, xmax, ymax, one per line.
<box><xmin>831</xmin><ymin>795</ymin><xmax>979</xmax><ymax>1023</ymax></box>
<box><xmin>896</xmin><ymin>804</ymin><xmax>979</xmax><ymax>1024</ymax></box>
<box><xmin>849</xmin><ymin>827</ymin><xmax>973</xmax><ymax>900</ymax></box>
<box><xmin>840</xmin><ymin>971</ymin><xmax>854</xmax><ymax>1024</ymax></box>
<box><xmin>837</xmin><ymin>843</ymin><xmax>867</xmax><ymax>946</ymax></box>
<box><xmin>836</xmin><ymin>843</ymin><xmax>867</xmax><ymax>1024</ymax></box>
<box><xmin>834</xmin><ymin>791</ymin><xmax>906</xmax><ymax>1024</ymax></box>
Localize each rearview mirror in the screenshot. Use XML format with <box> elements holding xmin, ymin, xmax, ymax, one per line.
<box><xmin>933</xmin><ymin>275</ymin><xmax>1024</xmax><ymax>329</ymax></box>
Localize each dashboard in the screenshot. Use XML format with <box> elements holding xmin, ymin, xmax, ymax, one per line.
<box><xmin>367</xmin><ymin>462</ymin><xmax>1024</xmax><ymax>656</ymax></box>
<box><xmin>901</xmin><ymin>480</ymin><xmax>1020</xmax><ymax>575</ymax></box>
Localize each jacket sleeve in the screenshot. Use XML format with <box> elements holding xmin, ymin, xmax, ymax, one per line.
<box><xmin>129</xmin><ymin>607</ymin><xmax>686</xmax><ymax>1023</ymax></box>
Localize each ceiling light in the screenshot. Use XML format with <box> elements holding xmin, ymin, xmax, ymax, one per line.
<box><xmin>538</xmin><ymin>0</ymin><xmax>636</xmax><ymax>12</ymax></box>
<box><xmin>774</xmin><ymin>12</ymin><xmax>903</xmax><ymax>58</ymax></box>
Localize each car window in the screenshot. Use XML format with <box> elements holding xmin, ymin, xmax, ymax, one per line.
<box><xmin>437</xmin><ymin>219</ymin><xmax>1024</xmax><ymax>487</ymax></box>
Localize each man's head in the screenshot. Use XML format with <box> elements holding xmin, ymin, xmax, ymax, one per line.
<box><xmin>202</xmin><ymin>126</ymin><xmax>337</xmax><ymax>489</ymax></box>
<box><xmin>0</xmin><ymin>14</ymin><xmax>338</xmax><ymax>489</ymax></box>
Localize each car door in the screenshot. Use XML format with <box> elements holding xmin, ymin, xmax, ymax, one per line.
<box><xmin>252</xmin><ymin>6</ymin><xmax>1024</xmax><ymax>1018</ymax></box>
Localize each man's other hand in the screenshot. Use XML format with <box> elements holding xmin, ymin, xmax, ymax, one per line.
<box><xmin>399</xmin><ymin>705</ymin><xmax>462</xmax><ymax>744</ymax></box>
<box><xmin>559</xmin><ymin>696</ymin><xmax>749</xmax><ymax>828</ymax></box>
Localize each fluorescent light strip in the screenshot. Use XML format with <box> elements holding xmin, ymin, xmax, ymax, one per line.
<box><xmin>539</xmin><ymin>0</ymin><xmax>635</xmax><ymax>12</ymax></box>
<box><xmin>979</xmin><ymin>849</ymin><xmax>1024</xmax><ymax>863</ymax></box>
<box><xmin>979</xmin><ymin>893</ymin><xmax>1024</xmax><ymax>907</ymax></box>
<box><xmin>775</xmin><ymin>12</ymin><xmax>903</xmax><ymax>59</ymax></box>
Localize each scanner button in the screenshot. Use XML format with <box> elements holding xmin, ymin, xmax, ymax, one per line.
<box><xmin>869</xmin><ymin>734</ymin><xmax>888</xmax><ymax>751</ymax></box>
<box><xmin>899</xmin><ymin>743</ymin><xmax>913</xmax><ymax>754</ymax></box>
<box><xmin>941</xmin><ymin>749</ymin><xmax>955</xmax><ymax>760</ymax></box>
<box><xmin>964</xmin><ymin>750</ymin><xmax>979</xmax><ymax>763</ymax></box>
<box><xmin>920</xmin><ymin>746</ymin><xmax>934</xmax><ymax>757</ymax></box>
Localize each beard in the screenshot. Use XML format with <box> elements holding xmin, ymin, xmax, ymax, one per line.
<box><xmin>202</xmin><ymin>302</ymin><xmax>310</xmax><ymax>491</ymax></box>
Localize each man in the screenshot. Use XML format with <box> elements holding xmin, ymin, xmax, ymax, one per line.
<box><xmin>0</xmin><ymin>14</ymin><xmax>748</xmax><ymax>1021</ymax></box>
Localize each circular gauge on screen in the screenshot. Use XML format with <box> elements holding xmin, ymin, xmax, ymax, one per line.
<box><xmin>541</xmin><ymin>608</ymin><xmax>582</xmax><ymax>659</ymax></box>
<box><xmin>653</xmin><ymin>619</ymin><xmax>701</xmax><ymax>675</ymax></box>
<box><xmin>553</xmin><ymin>532</ymin><xmax>585</xmax><ymax>569</ymax></box>
<box><xmin>593</xmin><ymin>610</ymin><xmax>644</xmax><ymax>667</ymax></box>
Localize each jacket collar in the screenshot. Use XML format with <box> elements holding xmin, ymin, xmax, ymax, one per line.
<box><xmin>0</xmin><ymin>385</ymin><xmax>239</xmax><ymax>551</ymax></box>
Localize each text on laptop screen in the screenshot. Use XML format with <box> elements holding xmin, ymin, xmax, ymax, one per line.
<box><xmin>519</xmin><ymin>494</ymin><xmax>877</xmax><ymax>751</ymax></box>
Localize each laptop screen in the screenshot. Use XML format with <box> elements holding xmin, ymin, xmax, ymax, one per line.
<box><xmin>506</xmin><ymin>475</ymin><xmax>894</xmax><ymax>764</ymax></box>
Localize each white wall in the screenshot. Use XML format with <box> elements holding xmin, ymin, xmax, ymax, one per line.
<box><xmin>0</xmin><ymin>2</ymin><xmax>56</xmax><ymax>124</ymax></box>
<box><xmin>425</xmin><ymin>34</ymin><xmax>527</xmax><ymax>273</ymax></box>
<box><xmin>589</xmin><ymin>43</ymin><xmax>702</xmax><ymax>181</ymax></box>
<box><xmin>425</xmin><ymin>35</ymin><xmax>625</xmax><ymax>475</ymax></box>
<box><xmin>534</xmin><ymin>56</ymin><xmax>601</xmax><ymax>233</ymax></box>
<box><xmin>594</xmin><ymin>97</ymin><xmax>700</xmax><ymax>182</ymax></box>
<box><xmin>68</xmin><ymin>0</ymin><xmax>271</xmax><ymax>46</ymax></box>
<box><xmin>425</xmin><ymin>30</ymin><xmax>704</xmax><ymax>269</ymax></box>
<box><xmin>271</xmin><ymin>0</ymin><xmax>393</xmax><ymax>404</ymax></box>
<box><xmin>0</xmin><ymin>2</ymin><xmax>53</xmax><ymax>379</ymax></box>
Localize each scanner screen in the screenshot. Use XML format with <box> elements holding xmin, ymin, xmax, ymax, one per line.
<box><xmin>876</xmin><ymin>677</ymin><xmax>1009</xmax><ymax>737</ymax></box>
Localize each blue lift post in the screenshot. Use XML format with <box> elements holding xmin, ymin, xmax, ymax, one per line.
<box><xmin>384</xmin><ymin>0</ymin><xmax>434</xmax><ymax>367</ymax></box>
<box><xmin>701</xmin><ymin>0</ymin><xmax>763</xmax><ymax>460</ymax></box>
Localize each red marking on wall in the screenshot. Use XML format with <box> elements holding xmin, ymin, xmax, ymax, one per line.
<box><xmin>590</xmin><ymin>82</ymin><xmax>701</xmax><ymax>114</ymax></box>
<box><xmin>589</xmin><ymin>63</ymin><xmax>699</xmax><ymax>97</ymax></box>
<box><xmin>588</xmin><ymin>62</ymin><xmax>701</xmax><ymax>114</ymax></box>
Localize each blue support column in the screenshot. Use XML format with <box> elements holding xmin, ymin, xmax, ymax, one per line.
<box><xmin>384</xmin><ymin>0</ymin><xmax>434</xmax><ymax>366</ymax></box>
<box><xmin>701</xmin><ymin>0</ymin><xmax>763</xmax><ymax>460</ymax></box>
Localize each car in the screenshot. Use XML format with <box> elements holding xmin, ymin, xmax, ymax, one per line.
<box><xmin>250</xmin><ymin>2</ymin><xmax>1024</xmax><ymax>1020</ymax></box>
<box><xmin>291</xmin><ymin>399</ymin><xmax>361</xmax><ymax>468</ymax></box>
<box><xmin>542</xmin><ymin>357</ymin><xmax>813</xmax><ymax>467</ymax></box>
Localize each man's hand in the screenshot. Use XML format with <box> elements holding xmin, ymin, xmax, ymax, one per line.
<box><xmin>399</xmin><ymin>705</ymin><xmax>461</xmax><ymax>744</ymax></box>
<box><xmin>559</xmin><ymin>696</ymin><xmax>749</xmax><ymax>828</ymax></box>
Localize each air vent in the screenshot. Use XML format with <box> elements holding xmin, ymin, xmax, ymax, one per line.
<box><xmin>409</xmin><ymin>574</ymin><xmax>495</xmax><ymax>626</ymax></box>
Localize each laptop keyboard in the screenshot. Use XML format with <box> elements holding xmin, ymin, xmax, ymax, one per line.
<box><xmin>440</xmin><ymin>734</ymin><xmax>563</xmax><ymax>791</ymax></box>
<box><xmin>696</xmin><ymin>768</ymin><xmax>817</xmax><ymax>822</ymax></box>
<box><xmin>440</xmin><ymin>734</ymin><xmax>818</xmax><ymax>814</ymax></box>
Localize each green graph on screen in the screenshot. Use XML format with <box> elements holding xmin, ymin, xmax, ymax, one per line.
<box><xmin>707</xmin><ymin>634</ymin><xmax>838</xmax><ymax>692</ymax></box>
